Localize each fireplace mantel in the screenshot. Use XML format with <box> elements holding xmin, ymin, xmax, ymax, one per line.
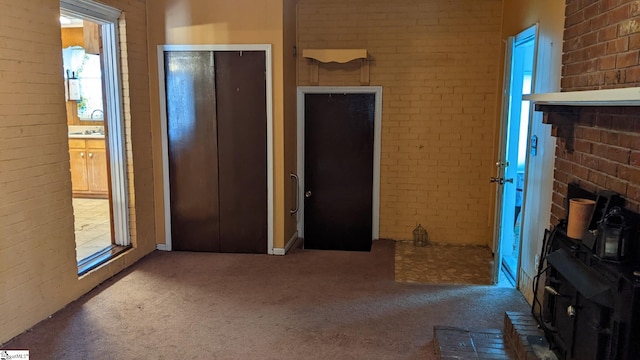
<box><xmin>524</xmin><ymin>87</ymin><xmax>640</xmax><ymax>106</ymax></box>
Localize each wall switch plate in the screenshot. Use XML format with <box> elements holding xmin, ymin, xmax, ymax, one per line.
<box><xmin>530</xmin><ymin>135</ymin><xmax>538</xmax><ymax>156</ymax></box>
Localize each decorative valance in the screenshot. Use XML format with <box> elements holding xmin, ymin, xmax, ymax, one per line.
<box><xmin>302</xmin><ymin>49</ymin><xmax>369</xmax><ymax>85</ymax></box>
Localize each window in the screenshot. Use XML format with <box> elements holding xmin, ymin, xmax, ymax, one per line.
<box><xmin>62</xmin><ymin>46</ymin><xmax>104</xmax><ymax>120</ymax></box>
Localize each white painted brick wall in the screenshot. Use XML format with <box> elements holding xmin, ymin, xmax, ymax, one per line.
<box><xmin>298</xmin><ymin>0</ymin><xmax>502</xmax><ymax>245</ymax></box>
<box><xmin>0</xmin><ymin>0</ymin><xmax>153</xmax><ymax>344</ymax></box>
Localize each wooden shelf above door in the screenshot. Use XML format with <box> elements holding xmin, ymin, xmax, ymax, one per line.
<box><xmin>302</xmin><ymin>49</ymin><xmax>369</xmax><ymax>85</ymax></box>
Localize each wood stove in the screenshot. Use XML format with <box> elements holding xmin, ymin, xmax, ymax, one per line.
<box><xmin>541</xmin><ymin>186</ymin><xmax>640</xmax><ymax>360</ymax></box>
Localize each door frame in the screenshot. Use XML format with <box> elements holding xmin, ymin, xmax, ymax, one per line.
<box><xmin>61</xmin><ymin>0</ymin><xmax>131</xmax><ymax>249</ymax></box>
<box><xmin>492</xmin><ymin>25</ymin><xmax>538</xmax><ymax>284</ymax></box>
<box><xmin>296</xmin><ymin>86</ymin><xmax>382</xmax><ymax>241</ymax></box>
<box><xmin>157</xmin><ymin>44</ymin><xmax>274</xmax><ymax>254</ymax></box>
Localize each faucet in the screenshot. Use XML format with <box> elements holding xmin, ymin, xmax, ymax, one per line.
<box><xmin>91</xmin><ymin>109</ymin><xmax>104</xmax><ymax>120</ymax></box>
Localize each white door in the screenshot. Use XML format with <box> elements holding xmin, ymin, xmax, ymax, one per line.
<box><xmin>493</xmin><ymin>26</ymin><xmax>537</xmax><ymax>285</ymax></box>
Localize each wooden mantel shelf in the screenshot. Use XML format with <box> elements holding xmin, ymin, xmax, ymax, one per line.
<box><xmin>524</xmin><ymin>87</ymin><xmax>640</xmax><ymax>106</ymax></box>
<box><xmin>302</xmin><ymin>49</ymin><xmax>368</xmax><ymax>63</ymax></box>
<box><xmin>302</xmin><ymin>49</ymin><xmax>370</xmax><ymax>85</ymax></box>
<box><xmin>527</xmin><ymin>87</ymin><xmax>640</xmax><ymax>153</ymax></box>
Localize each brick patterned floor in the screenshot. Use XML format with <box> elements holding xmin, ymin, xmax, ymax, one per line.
<box><xmin>434</xmin><ymin>326</ymin><xmax>517</xmax><ymax>359</ymax></box>
<box><xmin>395</xmin><ymin>241</ymin><xmax>494</xmax><ymax>285</ymax></box>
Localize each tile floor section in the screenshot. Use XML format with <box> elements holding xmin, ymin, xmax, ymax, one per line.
<box><xmin>73</xmin><ymin>198</ymin><xmax>112</xmax><ymax>262</ymax></box>
<box><xmin>395</xmin><ymin>241</ymin><xmax>495</xmax><ymax>285</ymax></box>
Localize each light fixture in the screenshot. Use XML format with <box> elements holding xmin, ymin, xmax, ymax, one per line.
<box><xmin>595</xmin><ymin>207</ymin><xmax>631</xmax><ymax>262</ymax></box>
<box><xmin>59</xmin><ymin>16</ymin><xmax>71</xmax><ymax>25</ymax></box>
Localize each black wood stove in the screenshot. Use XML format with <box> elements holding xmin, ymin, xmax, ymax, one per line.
<box><xmin>540</xmin><ymin>186</ymin><xmax>640</xmax><ymax>360</ymax></box>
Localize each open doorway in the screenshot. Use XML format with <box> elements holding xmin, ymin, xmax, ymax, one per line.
<box><xmin>61</xmin><ymin>17</ymin><xmax>111</xmax><ymax>264</ymax></box>
<box><xmin>494</xmin><ymin>26</ymin><xmax>537</xmax><ymax>286</ymax></box>
<box><xmin>60</xmin><ymin>0</ymin><xmax>131</xmax><ymax>275</ymax></box>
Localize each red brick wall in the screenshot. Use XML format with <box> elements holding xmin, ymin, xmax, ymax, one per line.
<box><xmin>550</xmin><ymin>0</ymin><xmax>640</xmax><ymax>224</ymax></box>
<box><xmin>551</xmin><ymin>107</ymin><xmax>640</xmax><ymax>223</ymax></box>
<box><xmin>563</xmin><ymin>0</ymin><xmax>640</xmax><ymax>90</ymax></box>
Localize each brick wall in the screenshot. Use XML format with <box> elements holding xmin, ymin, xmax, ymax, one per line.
<box><xmin>297</xmin><ymin>0</ymin><xmax>502</xmax><ymax>245</ymax></box>
<box><xmin>0</xmin><ymin>0</ymin><xmax>78</xmax><ymax>341</ymax></box>
<box><xmin>550</xmin><ymin>107</ymin><xmax>640</xmax><ymax>223</ymax></box>
<box><xmin>563</xmin><ymin>0</ymin><xmax>640</xmax><ymax>90</ymax></box>
<box><xmin>548</xmin><ymin>0</ymin><xmax>640</xmax><ymax>225</ymax></box>
<box><xmin>0</xmin><ymin>0</ymin><xmax>154</xmax><ymax>344</ymax></box>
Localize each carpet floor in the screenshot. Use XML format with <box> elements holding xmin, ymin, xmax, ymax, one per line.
<box><xmin>3</xmin><ymin>240</ymin><xmax>529</xmax><ymax>359</ymax></box>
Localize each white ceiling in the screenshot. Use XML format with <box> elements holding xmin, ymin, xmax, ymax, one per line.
<box><xmin>60</xmin><ymin>15</ymin><xmax>84</xmax><ymax>28</ymax></box>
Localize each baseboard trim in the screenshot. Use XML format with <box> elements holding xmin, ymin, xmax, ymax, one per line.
<box><xmin>156</xmin><ymin>244</ymin><xmax>169</xmax><ymax>251</ymax></box>
<box><xmin>272</xmin><ymin>231</ymin><xmax>300</xmax><ymax>256</ymax></box>
<box><xmin>285</xmin><ymin>231</ymin><xmax>299</xmax><ymax>253</ymax></box>
<box><xmin>519</xmin><ymin>269</ymin><xmax>534</xmax><ymax>305</ymax></box>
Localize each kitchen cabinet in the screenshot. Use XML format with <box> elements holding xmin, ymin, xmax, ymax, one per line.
<box><xmin>69</xmin><ymin>138</ymin><xmax>109</xmax><ymax>198</ymax></box>
<box><xmin>69</xmin><ymin>139</ymin><xmax>89</xmax><ymax>192</ymax></box>
<box><xmin>83</xmin><ymin>21</ymin><xmax>100</xmax><ymax>55</ymax></box>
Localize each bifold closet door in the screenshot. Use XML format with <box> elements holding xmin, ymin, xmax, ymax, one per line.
<box><xmin>165</xmin><ymin>51</ymin><xmax>220</xmax><ymax>252</ymax></box>
<box><xmin>215</xmin><ymin>51</ymin><xmax>267</xmax><ymax>253</ymax></box>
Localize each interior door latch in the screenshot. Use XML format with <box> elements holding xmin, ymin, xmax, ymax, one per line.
<box><xmin>490</xmin><ymin>177</ymin><xmax>514</xmax><ymax>185</ymax></box>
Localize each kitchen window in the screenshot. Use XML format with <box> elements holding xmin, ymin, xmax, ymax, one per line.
<box><xmin>62</xmin><ymin>46</ymin><xmax>104</xmax><ymax>120</ymax></box>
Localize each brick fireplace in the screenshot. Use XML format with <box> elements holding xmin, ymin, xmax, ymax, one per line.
<box><xmin>530</xmin><ymin>1</ymin><xmax>640</xmax><ymax>359</ymax></box>
<box><xmin>536</xmin><ymin>103</ymin><xmax>640</xmax><ymax>359</ymax></box>
<box><xmin>547</xmin><ymin>106</ymin><xmax>640</xmax><ymax>223</ymax></box>
<box><xmin>549</xmin><ymin>0</ymin><xmax>640</xmax><ymax>222</ymax></box>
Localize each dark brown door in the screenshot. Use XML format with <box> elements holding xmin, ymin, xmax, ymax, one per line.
<box><xmin>165</xmin><ymin>51</ymin><xmax>220</xmax><ymax>252</ymax></box>
<box><xmin>215</xmin><ymin>51</ymin><xmax>267</xmax><ymax>253</ymax></box>
<box><xmin>304</xmin><ymin>93</ymin><xmax>375</xmax><ymax>251</ymax></box>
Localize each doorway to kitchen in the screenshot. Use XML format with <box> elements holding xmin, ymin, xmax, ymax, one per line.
<box><xmin>494</xmin><ymin>26</ymin><xmax>537</xmax><ymax>286</ymax></box>
<box><xmin>60</xmin><ymin>0</ymin><xmax>131</xmax><ymax>275</ymax></box>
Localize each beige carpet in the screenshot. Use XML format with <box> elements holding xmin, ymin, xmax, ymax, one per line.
<box><xmin>3</xmin><ymin>240</ymin><xmax>526</xmax><ymax>359</ymax></box>
<box><xmin>395</xmin><ymin>241</ymin><xmax>494</xmax><ymax>285</ymax></box>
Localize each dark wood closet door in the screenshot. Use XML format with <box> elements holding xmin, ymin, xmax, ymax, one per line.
<box><xmin>215</xmin><ymin>51</ymin><xmax>268</xmax><ymax>253</ymax></box>
<box><xmin>165</xmin><ymin>51</ymin><xmax>220</xmax><ymax>252</ymax></box>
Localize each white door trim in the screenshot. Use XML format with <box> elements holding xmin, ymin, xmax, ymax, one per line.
<box><xmin>296</xmin><ymin>86</ymin><xmax>382</xmax><ymax>242</ymax></box>
<box><xmin>61</xmin><ymin>1</ymin><xmax>131</xmax><ymax>248</ymax></box>
<box><xmin>157</xmin><ymin>44</ymin><xmax>274</xmax><ymax>254</ymax></box>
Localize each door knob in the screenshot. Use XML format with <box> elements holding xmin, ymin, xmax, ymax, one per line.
<box><xmin>490</xmin><ymin>177</ymin><xmax>514</xmax><ymax>185</ymax></box>
<box><xmin>305</xmin><ymin>191</ymin><xmax>312</xmax><ymax>198</ymax></box>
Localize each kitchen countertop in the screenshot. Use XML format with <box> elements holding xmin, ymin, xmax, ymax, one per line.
<box><xmin>68</xmin><ymin>133</ymin><xmax>105</xmax><ymax>139</ymax></box>
<box><xmin>67</xmin><ymin>126</ymin><xmax>105</xmax><ymax>139</ymax></box>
